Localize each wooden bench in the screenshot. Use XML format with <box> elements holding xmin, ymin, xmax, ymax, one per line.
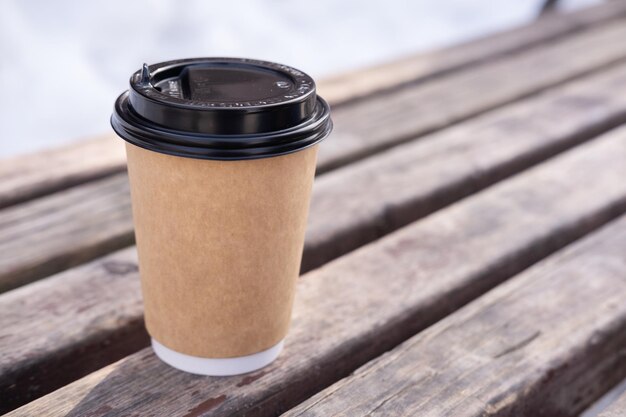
<box><xmin>2</xmin><ymin>2</ymin><xmax>626</xmax><ymax>415</ymax></box>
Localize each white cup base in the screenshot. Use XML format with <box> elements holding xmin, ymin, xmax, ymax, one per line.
<box><xmin>151</xmin><ymin>338</ymin><xmax>284</xmax><ymax>376</ymax></box>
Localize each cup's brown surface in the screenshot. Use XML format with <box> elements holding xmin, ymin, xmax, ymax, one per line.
<box><xmin>125</xmin><ymin>143</ymin><xmax>319</xmax><ymax>358</ymax></box>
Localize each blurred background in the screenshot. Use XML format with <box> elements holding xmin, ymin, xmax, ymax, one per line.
<box><xmin>0</xmin><ymin>0</ymin><xmax>601</xmax><ymax>158</ymax></box>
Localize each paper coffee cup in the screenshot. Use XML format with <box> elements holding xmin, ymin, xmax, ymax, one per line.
<box><xmin>111</xmin><ymin>58</ymin><xmax>332</xmax><ymax>375</ymax></box>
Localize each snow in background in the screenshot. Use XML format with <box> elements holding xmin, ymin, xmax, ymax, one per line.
<box><xmin>0</xmin><ymin>0</ymin><xmax>601</xmax><ymax>158</ymax></box>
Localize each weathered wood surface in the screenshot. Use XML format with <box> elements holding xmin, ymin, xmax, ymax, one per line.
<box><xmin>317</xmin><ymin>0</ymin><xmax>626</xmax><ymax>106</ymax></box>
<box><xmin>6</xmin><ymin>126</ymin><xmax>626</xmax><ymax>416</ymax></box>
<box><xmin>598</xmin><ymin>389</ymin><xmax>626</xmax><ymax>417</ymax></box>
<box><xmin>5</xmin><ymin>56</ymin><xmax>626</xmax><ymax>295</ymax></box>
<box><xmin>2</xmin><ymin>3</ymin><xmax>625</xmax><ymax>213</ymax></box>
<box><xmin>3</xmin><ymin>62</ymin><xmax>626</xmax><ymax>407</ymax></box>
<box><xmin>285</xmin><ymin>215</ymin><xmax>626</xmax><ymax>417</ymax></box>
<box><xmin>0</xmin><ymin>174</ymin><xmax>133</xmax><ymax>292</ymax></box>
<box><xmin>319</xmin><ymin>19</ymin><xmax>626</xmax><ymax>171</ymax></box>
<box><xmin>0</xmin><ymin>248</ymin><xmax>145</xmax><ymax>414</ymax></box>
<box><xmin>0</xmin><ymin>135</ymin><xmax>125</xmax><ymax>209</ymax></box>
<box><xmin>305</xmin><ymin>62</ymin><xmax>626</xmax><ymax>270</ymax></box>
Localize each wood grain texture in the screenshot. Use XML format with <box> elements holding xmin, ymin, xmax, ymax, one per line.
<box><xmin>305</xmin><ymin>62</ymin><xmax>626</xmax><ymax>271</ymax></box>
<box><xmin>0</xmin><ymin>248</ymin><xmax>147</xmax><ymax>413</ymax></box>
<box><xmin>598</xmin><ymin>389</ymin><xmax>626</xmax><ymax>417</ymax></box>
<box><xmin>5</xmin><ymin>60</ymin><xmax>626</xmax><ymax>294</ymax></box>
<box><xmin>320</xmin><ymin>18</ymin><xmax>626</xmax><ymax>172</ymax></box>
<box><xmin>0</xmin><ymin>173</ymin><xmax>133</xmax><ymax>292</ymax></box>
<box><xmin>285</xmin><ymin>215</ymin><xmax>626</xmax><ymax>417</ymax></box>
<box><xmin>2</xmin><ymin>1</ymin><xmax>625</xmax><ymax>211</ymax></box>
<box><xmin>6</xmin><ymin>126</ymin><xmax>626</xmax><ymax>417</ymax></box>
<box><xmin>0</xmin><ymin>135</ymin><xmax>125</xmax><ymax>209</ymax></box>
<box><xmin>317</xmin><ymin>0</ymin><xmax>626</xmax><ymax>107</ymax></box>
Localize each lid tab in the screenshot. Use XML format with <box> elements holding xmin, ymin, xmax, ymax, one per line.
<box><xmin>140</xmin><ymin>63</ymin><xmax>151</xmax><ymax>85</ymax></box>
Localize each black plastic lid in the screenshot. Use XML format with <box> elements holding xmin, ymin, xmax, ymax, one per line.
<box><xmin>111</xmin><ymin>58</ymin><xmax>332</xmax><ymax>160</ymax></box>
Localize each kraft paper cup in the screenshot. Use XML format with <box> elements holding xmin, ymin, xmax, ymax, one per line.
<box><xmin>112</xmin><ymin>58</ymin><xmax>332</xmax><ymax>375</ymax></box>
<box><xmin>125</xmin><ymin>142</ymin><xmax>318</xmax><ymax>374</ymax></box>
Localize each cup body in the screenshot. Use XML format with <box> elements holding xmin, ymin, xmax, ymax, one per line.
<box><xmin>125</xmin><ymin>143</ymin><xmax>318</xmax><ymax>360</ymax></box>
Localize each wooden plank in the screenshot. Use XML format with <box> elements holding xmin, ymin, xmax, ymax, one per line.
<box><xmin>317</xmin><ymin>0</ymin><xmax>626</xmax><ymax>106</ymax></box>
<box><xmin>0</xmin><ymin>135</ymin><xmax>125</xmax><ymax>209</ymax></box>
<box><xmin>4</xmin><ymin>60</ymin><xmax>626</xmax><ymax>293</ymax></box>
<box><xmin>598</xmin><ymin>389</ymin><xmax>626</xmax><ymax>417</ymax></box>
<box><xmin>3</xmin><ymin>2</ymin><xmax>626</xmax><ymax>210</ymax></box>
<box><xmin>5</xmin><ymin>125</ymin><xmax>626</xmax><ymax>416</ymax></box>
<box><xmin>0</xmin><ymin>248</ymin><xmax>146</xmax><ymax>414</ymax></box>
<box><xmin>0</xmin><ymin>174</ymin><xmax>133</xmax><ymax>292</ymax></box>
<box><xmin>320</xmin><ymin>18</ymin><xmax>626</xmax><ymax>171</ymax></box>
<box><xmin>284</xmin><ymin>216</ymin><xmax>626</xmax><ymax>417</ymax></box>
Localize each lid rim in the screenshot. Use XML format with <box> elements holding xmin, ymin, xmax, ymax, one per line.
<box><xmin>112</xmin><ymin>92</ymin><xmax>332</xmax><ymax>161</ymax></box>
